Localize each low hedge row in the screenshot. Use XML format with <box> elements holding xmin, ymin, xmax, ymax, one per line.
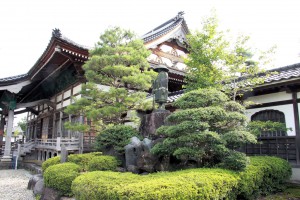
<box><xmin>72</xmin><ymin>169</ymin><xmax>239</xmax><ymax>200</ymax></box>
<box><xmin>44</xmin><ymin>163</ymin><xmax>81</xmax><ymax>196</ymax></box>
<box><xmin>42</xmin><ymin>152</ymin><xmax>107</xmax><ymax>172</ymax></box>
<box><xmin>71</xmin><ymin>156</ymin><xmax>292</xmax><ymax>200</ymax></box>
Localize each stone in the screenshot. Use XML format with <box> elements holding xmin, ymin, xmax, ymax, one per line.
<box><xmin>139</xmin><ymin>111</ymin><xmax>170</xmax><ymax>139</ymax></box>
<box><xmin>60</xmin><ymin>144</ymin><xmax>68</xmax><ymax>163</ymax></box>
<box><xmin>33</xmin><ymin>179</ymin><xmax>44</xmax><ymax>196</ymax></box>
<box><xmin>126</xmin><ymin>165</ymin><xmax>139</xmax><ymax>174</ymax></box>
<box><xmin>27</xmin><ymin>174</ymin><xmax>43</xmax><ymax>190</ymax></box>
<box><xmin>125</xmin><ymin>137</ymin><xmax>142</xmax><ymax>169</ymax></box>
<box><xmin>41</xmin><ymin>187</ymin><xmax>61</xmax><ymax>200</ymax></box>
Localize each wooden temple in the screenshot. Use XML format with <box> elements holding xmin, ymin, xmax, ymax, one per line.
<box><xmin>0</xmin><ymin>12</ymin><xmax>189</xmax><ymax>162</ymax></box>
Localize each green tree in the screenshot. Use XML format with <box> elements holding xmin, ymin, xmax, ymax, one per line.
<box><xmin>222</xmin><ymin>35</ymin><xmax>276</xmax><ymax>101</ymax></box>
<box><xmin>17</xmin><ymin>117</ymin><xmax>27</xmax><ymax>133</ymax></box>
<box><xmin>184</xmin><ymin>12</ymin><xmax>228</xmax><ymax>90</ymax></box>
<box><xmin>185</xmin><ymin>12</ymin><xmax>276</xmax><ymax>101</ymax></box>
<box><xmin>151</xmin><ymin>88</ymin><xmax>256</xmax><ymax>170</ymax></box>
<box><xmin>65</xmin><ymin>27</ymin><xmax>157</xmax><ymax>132</ymax></box>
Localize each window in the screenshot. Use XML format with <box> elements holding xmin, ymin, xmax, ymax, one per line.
<box><xmin>251</xmin><ymin>110</ymin><xmax>286</xmax><ymax>137</ymax></box>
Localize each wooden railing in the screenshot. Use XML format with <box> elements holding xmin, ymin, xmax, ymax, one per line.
<box><xmin>35</xmin><ymin>137</ymin><xmax>80</xmax><ymax>151</ymax></box>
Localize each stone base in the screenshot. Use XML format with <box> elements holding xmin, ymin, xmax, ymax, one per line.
<box><xmin>139</xmin><ymin>110</ymin><xmax>170</xmax><ymax>139</ymax></box>
<box><xmin>1</xmin><ymin>156</ymin><xmax>12</xmax><ymax>162</ymax></box>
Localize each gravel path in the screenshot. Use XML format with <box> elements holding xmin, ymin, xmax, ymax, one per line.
<box><xmin>0</xmin><ymin>169</ymin><xmax>34</xmax><ymax>200</ymax></box>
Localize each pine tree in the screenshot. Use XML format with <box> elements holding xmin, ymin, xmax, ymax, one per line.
<box><xmin>65</xmin><ymin>27</ymin><xmax>157</xmax><ymax>131</ymax></box>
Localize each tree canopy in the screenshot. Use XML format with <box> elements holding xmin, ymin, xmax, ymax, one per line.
<box><xmin>151</xmin><ymin>88</ymin><xmax>256</xmax><ymax>170</ymax></box>
<box><xmin>65</xmin><ymin>27</ymin><xmax>157</xmax><ymax>132</ymax></box>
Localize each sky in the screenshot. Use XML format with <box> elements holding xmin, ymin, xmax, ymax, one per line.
<box><xmin>1</xmin><ymin>0</ymin><xmax>300</xmax><ymax>79</ymax></box>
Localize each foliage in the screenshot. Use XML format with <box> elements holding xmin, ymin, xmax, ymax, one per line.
<box><xmin>44</xmin><ymin>163</ymin><xmax>81</xmax><ymax>196</ymax></box>
<box><xmin>17</xmin><ymin>117</ymin><xmax>27</xmax><ymax>133</ymax></box>
<box><xmin>222</xmin><ymin>35</ymin><xmax>276</xmax><ymax>100</ymax></box>
<box><xmin>87</xmin><ymin>155</ymin><xmax>119</xmax><ymax>171</ymax></box>
<box><xmin>42</xmin><ymin>156</ymin><xmax>60</xmax><ymax>173</ymax></box>
<box><xmin>238</xmin><ymin>156</ymin><xmax>291</xmax><ymax>199</ymax></box>
<box><xmin>71</xmin><ymin>156</ymin><xmax>291</xmax><ymax>200</ymax></box>
<box><xmin>94</xmin><ymin>125</ymin><xmax>139</xmax><ymax>155</ymax></box>
<box><xmin>218</xmin><ymin>150</ymin><xmax>250</xmax><ymax>171</ymax></box>
<box><xmin>184</xmin><ymin>11</ymin><xmax>228</xmax><ymax>90</ymax></box>
<box><xmin>151</xmin><ymin>88</ymin><xmax>256</xmax><ymax>168</ymax></box>
<box><xmin>68</xmin><ymin>152</ymin><xmax>103</xmax><ymax>171</ymax></box>
<box><xmin>72</xmin><ymin>168</ymin><xmax>238</xmax><ymax>200</ymax></box>
<box><xmin>65</xmin><ymin>27</ymin><xmax>157</xmax><ymax>132</ymax></box>
<box><xmin>247</xmin><ymin>120</ymin><xmax>291</xmax><ymax>136</ymax></box>
<box><xmin>42</xmin><ymin>152</ymin><xmax>104</xmax><ymax>172</ymax></box>
<box><xmin>185</xmin><ymin>12</ymin><xmax>276</xmax><ymax>100</ymax></box>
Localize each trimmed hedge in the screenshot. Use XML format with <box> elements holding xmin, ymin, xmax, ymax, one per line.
<box><xmin>41</xmin><ymin>152</ymin><xmax>104</xmax><ymax>173</ymax></box>
<box><xmin>42</xmin><ymin>156</ymin><xmax>60</xmax><ymax>172</ymax></box>
<box><xmin>238</xmin><ymin>156</ymin><xmax>292</xmax><ymax>199</ymax></box>
<box><xmin>44</xmin><ymin>163</ymin><xmax>81</xmax><ymax>196</ymax></box>
<box><xmin>72</xmin><ymin>169</ymin><xmax>239</xmax><ymax>200</ymax></box>
<box><xmin>87</xmin><ymin>155</ymin><xmax>119</xmax><ymax>171</ymax></box>
<box><xmin>68</xmin><ymin>152</ymin><xmax>103</xmax><ymax>171</ymax></box>
<box><xmin>72</xmin><ymin>156</ymin><xmax>291</xmax><ymax>200</ymax></box>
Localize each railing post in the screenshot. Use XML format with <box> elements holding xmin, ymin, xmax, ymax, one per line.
<box><xmin>56</xmin><ymin>137</ymin><xmax>61</xmax><ymax>150</ymax></box>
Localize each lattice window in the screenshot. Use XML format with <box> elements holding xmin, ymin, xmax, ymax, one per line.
<box><xmin>251</xmin><ymin>110</ymin><xmax>287</xmax><ymax>137</ymax></box>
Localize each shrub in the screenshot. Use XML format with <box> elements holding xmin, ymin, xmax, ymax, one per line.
<box><xmin>238</xmin><ymin>156</ymin><xmax>292</xmax><ymax>199</ymax></box>
<box><xmin>87</xmin><ymin>155</ymin><xmax>119</xmax><ymax>171</ymax></box>
<box><xmin>72</xmin><ymin>168</ymin><xmax>239</xmax><ymax>200</ymax></box>
<box><xmin>44</xmin><ymin>163</ymin><xmax>80</xmax><ymax>196</ymax></box>
<box><xmin>94</xmin><ymin>125</ymin><xmax>139</xmax><ymax>155</ymax></box>
<box><xmin>219</xmin><ymin>151</ymin><xmax>250</xmax><ymax>171</ymax></box>
<box><xmin>71</xmin><ymin>156</ymin><xmax>291</xmax><ymax>200</ymax></box>
<box><xmin>68</xmin><ymin>152</ymin><xmax>102</xmax><ymax>171</ymax></box>
<box><xmin>42</xmin><ymin>156</ymin><xmax>60</xmax><ymax>173</ymax></box>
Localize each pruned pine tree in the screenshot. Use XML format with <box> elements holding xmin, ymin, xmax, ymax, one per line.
<box><xmin>65</xmin><ymin>27</ymin><xmax>157</xmax><ymax>132</ymax></box>
<box><xmin>151</xmin><ymin>88</ymin><xmax>257</xmax><ymax>170</ymax></box>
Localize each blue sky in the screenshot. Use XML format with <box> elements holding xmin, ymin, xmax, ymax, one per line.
<box><xmin>0</xmin><ymin>0</ymin><xmax>300</xmax><ymax>78</ymax></box>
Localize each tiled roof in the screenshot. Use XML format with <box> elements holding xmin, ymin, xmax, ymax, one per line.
<box><xmin>0</xmin><ymin>73</ymin><xmax>28</xmax><ymax>83</ymax></box>
<box><xmin>167</xmin><ymin>90</ymin><xmax>184</xmax><ymax>103</ymax></box>
<box><xmin>141</xmin><ymin>12</ymin><xmax>189</xmax><ymax>43</ymax></box>
<box><xmin>264</xmin><ymin>63</ymin><xmax>300</xmax><ymax>83</ymax></box>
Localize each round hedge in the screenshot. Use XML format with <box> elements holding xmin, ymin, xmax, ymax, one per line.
<box><xmin>87</xmin><ymin>155</ymin><xmax>119</xmax><ymax>171</ymax></box>
<box><xmin>44</xmin><ymin>162</ymin><xmax>80</xmax><ymax>196</ymax></box>
<box><xmin>42</xmin><ymin>156</ymin><xmax>60</xmax><ymax>172</ymax></box>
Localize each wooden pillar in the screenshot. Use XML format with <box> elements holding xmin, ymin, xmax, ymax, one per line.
<box><xmin>292</xmin><ymin>92</ymin><xmax>300</xmax><ymax>165</ymax></box>
<box><xmin>3</xmin><ymin>110</ymin><xmax>14</xmax><ymax>158</ymax></box>
<box><xmin>0</xmin><ymin>113</ymin><xmax>5</xmax><ymax>152</ymax></box>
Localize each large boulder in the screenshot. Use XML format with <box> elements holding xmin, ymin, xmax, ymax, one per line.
<box><xmin>27</xmin><ymin>174</ymin><xmax>43</xmax><ymax>190</ymax></box>
<box><xmin>41</xmin><ymin>187</ymin><xmax>61</xmax><ymax>200</ymax></box>
<box><xmin>33</xmin><ymin>179</ymin><xmax>44</xmax><ymax>196</ymax></box>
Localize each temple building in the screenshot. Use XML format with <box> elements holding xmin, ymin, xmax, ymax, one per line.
<box><xmin>1</xmin><ymin>11</ymin><xmax>300</xmax><ymax>166</ymax></box>
<box><xmin>0</xmin><ymin>12</ymin><xmax>189</xmax><ymax>162</ymax></box>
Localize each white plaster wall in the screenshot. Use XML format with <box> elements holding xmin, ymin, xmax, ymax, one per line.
<box><xmin>246</xmin><ymin>104</ymin><xmax>295</xmax><ymax>136</ymax></box>
<box><xmin>246</xmin><ymin>92</ymin><xmax>291</xmax><ymax>104</ymax></box>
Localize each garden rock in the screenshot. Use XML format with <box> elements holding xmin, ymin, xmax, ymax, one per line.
<box><xmin>33</xmin><ymin>179</ymin><xmax>44</xmax><ymax>196</ymax></box>
<box><xmin>41</xmin><ymin>187</ymin><xmax>61</xmax><ymax>200</ymax></box>
<box><xmin>27</xmin><ymin>173</ymin><xmax>43</xmax><ymax>190</ymax></box>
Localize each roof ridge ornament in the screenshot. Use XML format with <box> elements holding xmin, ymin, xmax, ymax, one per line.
<box><xmin>52</xmin><ymin>28</ymin><xmax>62</xmax><ymax>38</ymax></box>
<box><xmin>174</xmin><ymin>11</ymin><xmax>185</xmax><ymax>21</ymax></box>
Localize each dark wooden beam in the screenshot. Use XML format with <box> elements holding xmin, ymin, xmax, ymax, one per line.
<box><xmin>292</xmin><ymin>91</ymin><xmax>300</xmax><ymax>164</ymax></box>
<box><xmin>16</xmin><ymin>99</ymin><xmax>55</xmax><ymax>109</ymax></box>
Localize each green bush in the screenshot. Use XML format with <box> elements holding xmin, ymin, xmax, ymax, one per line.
<box><xmin>68</xmin><ymin>152</ymin><xmax>102</xmax><ymax>171</ymax></box>
<box><xmin>238</xmin><ymin>156</ymin><xmax>292</xmax><ymax>199</ymax></box>
<box><xmin>219</xmin><ymin>151</ymin><xmax>250</xmax><ymax>171</ymax></box>
<box><xmin>94</xmin><ymin>125</ymin><xmax>139</xmax><ymax>155</ymax></box>
<box><xmin>44</xmin><ymin>163</ymin><xmax>80</xmax><ymax>196</ymax></box>
<box><xmin>87</xmin><ymin>155</ymin><xmax>119</xmax><ymax>171</ymax></box>
<box><xmin>42</xmin><ymin>156</ymin><xmax>60</xmax><ymax>173</ymax></box>
<box><xmin>71</xmin><ymin>156</ymin><xmax>291</xmax><ymax>200</ymax></box>
<box><xmin>72</xmin><ymin>168</ymin><xmax>238</xmax><ymax>200</ymax></box>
